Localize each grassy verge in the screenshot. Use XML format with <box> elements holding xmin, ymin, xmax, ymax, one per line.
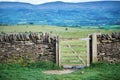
<box><xmin>0</xmin><ymin>62</ymin><xmax>120</xmax><ymax>80</ymax></box>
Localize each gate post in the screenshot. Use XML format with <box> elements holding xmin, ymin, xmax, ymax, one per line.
<box><xmin>92</xmin><ymin>33</ymin><xmax>98</xmax><ymax>62</ymax></box>
<box><xmin>86</xmin><ymin>36</ymin><xmax>90</xmax><ymax>66</ymax></box>
<box><xmin>92</xmin><ymin>33</ymin><xmax>102</xmax><ymax>63</ymax></box>
<box><xmin>56</xmin><ymin>35</ymin><xmax>61</xmax><ymax>66</ymax></box>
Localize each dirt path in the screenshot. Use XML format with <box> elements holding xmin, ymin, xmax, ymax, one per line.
<box><xmin>43</xmin><ymin>69</ymin><xmax>76</xmax><ymax>75</ymax></box>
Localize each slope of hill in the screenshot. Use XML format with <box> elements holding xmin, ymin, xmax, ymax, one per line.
<box><xmin>0</xmin><ymin>1</ymin><xmax>120</xmax><ymax>26</ymax></box>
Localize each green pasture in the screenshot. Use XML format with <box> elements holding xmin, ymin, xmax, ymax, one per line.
<box><xmin>0</xmin><ymin>25</ymin><xmax>119</xmax><ymax>38</ymax></box>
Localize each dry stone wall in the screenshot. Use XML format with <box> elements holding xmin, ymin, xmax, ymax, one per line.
<box><xmin>0</xmin><ymin>32</ymin><xmax>57</xmax><ymax>64</ymax></box>
<box><xmin>97</xmin><ymin>32</ymin><xmax>120</xmax><ymax>63</ymax></box>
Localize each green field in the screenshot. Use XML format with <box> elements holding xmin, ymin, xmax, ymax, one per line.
<box><xmin>0</xmin><ymin>25</ymin><xmax>120</xmax><ymax>80</ymax></box>
<box><xmin>0</xmin><ymin>25</ymin><xmax>119</xmax><ymax>38</ymax></box>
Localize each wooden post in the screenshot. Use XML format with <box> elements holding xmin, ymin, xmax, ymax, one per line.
<box><xmin>86</xmin><ymin>36</ymin><xmax>90</xmax><ymax>66</ymax></box>
<box><xmin>56</xmin><ymin>35</ymin><xmax>60</xmax><ymax>66</ymax></box>
<box><xmin>59</xmin><ymin>37</ymin><xmax>61</xmax><ymax>67</ymax></box>
<box><xmin>92</xmin><ymin>33</ymin><xmax>98</xmax><ymax>62</ymax></box>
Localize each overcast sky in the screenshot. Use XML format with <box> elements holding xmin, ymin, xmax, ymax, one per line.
<box><xmin>0</xmin><ymin>0</ymin><xmax>119</xmax><ymax>4</ymax></box>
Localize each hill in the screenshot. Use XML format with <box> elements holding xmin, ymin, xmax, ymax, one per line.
<box><xmin>0</xmin><ymin>1</ymin><xmax>120</xmax><ymax>26</ymax></box>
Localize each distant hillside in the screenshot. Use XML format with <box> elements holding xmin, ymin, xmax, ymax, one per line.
<box><xmin>0</xmin><ymin>1</ymin><xmax>120</xmax><ymax>26</ymax></box>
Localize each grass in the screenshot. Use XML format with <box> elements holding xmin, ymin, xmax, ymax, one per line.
<box><xmin>0</xmin><ymin>25</ymin><xmax>120</xmax><ymax>38</ymax></box>
<box><xmin>0</xmin><ymin>62</ymin><xmax>120</xmax><ymax>80</ymax></box>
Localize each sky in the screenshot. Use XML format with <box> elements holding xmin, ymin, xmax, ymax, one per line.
<box><xmin>0</xmin><ymin>0</ymin><xmax>119</xmax><ymax>4</ymax></box>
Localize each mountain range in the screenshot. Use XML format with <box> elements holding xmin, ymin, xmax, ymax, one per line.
<box><xmin>0</xmin><ymin>1</ymin><xmax>120</xmax><ymax>27</ymax></box>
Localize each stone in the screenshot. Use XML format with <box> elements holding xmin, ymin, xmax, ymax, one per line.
<box><xmin>16</xmin><ymin>48</ymin><xmax>20</xmax><ymax>51</ymax></box>
<box><xmin>0</xmin><ymin>32</ymin><xmax>56</xmax><ymax>63</ymax></box>
<box><xmin>25</xmin><ymin>42</ymin><xmax>34</xmax><ymax>45</ymax></box>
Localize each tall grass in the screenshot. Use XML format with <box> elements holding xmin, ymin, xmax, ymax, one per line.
<box><xmin>26</xmin><ymin>61</ymin><xmax>63</xmax><ymax>70</ymax></box>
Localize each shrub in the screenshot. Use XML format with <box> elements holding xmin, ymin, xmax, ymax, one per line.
<box><xmin>65</xmin><ymin>28</ymin><xmax>68</xmax><ymax>31</ymax></box>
